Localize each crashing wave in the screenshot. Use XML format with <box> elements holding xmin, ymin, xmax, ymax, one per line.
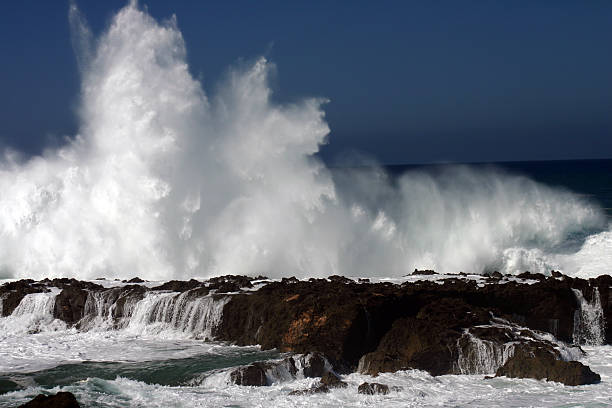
<box><xmin>0</xmin><ymin>2</ymin><xmax>607</xmax><ymax>280</ymax></box>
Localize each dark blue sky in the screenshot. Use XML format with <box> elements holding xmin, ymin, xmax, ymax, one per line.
<box><xmin>1</xmin><ymin>1</ymin><xmax>611</xmax><ymax>164</ymax></box>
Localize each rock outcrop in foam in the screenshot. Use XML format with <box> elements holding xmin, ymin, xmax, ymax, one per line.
<box><xmin>1</xmin><ymin>271</ymin><xmax>609</xmax><ymax>386</ymax></box>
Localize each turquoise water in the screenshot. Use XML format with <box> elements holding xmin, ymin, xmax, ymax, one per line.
<box><xmin>0</xmin><ymin>348</ymin><xmax>280</xmax><ymax>395</ymax></box>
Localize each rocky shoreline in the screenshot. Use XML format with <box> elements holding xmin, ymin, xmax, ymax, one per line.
<box><xmin>2</xmin><ymin>270</ymin><xmax>610</xmax><ymax>396</ymax></box>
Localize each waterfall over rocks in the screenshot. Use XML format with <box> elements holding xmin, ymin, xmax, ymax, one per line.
<box><xmin>124</xmin><ymin>291</ymin><xmax>228</xmax><ymax>339</ymax></box>
<box><xmin>78</xmin><ymin>288</ymin><xmax>228</xmax><ymax>339</ymax></box>
<box><xmin>79</xmin><ymin>287</ymin><xmax>146</xmax><ymax>330</ymax></box>
<box><xmin>572</xmin><ymin>287</ymin><xmax>606</xmax><ymax>345</ymax></box>
<box><xmin>455</xmin><ymin>330</ymin><xmax>516</xmax><ymax>375</ymax></box>
<box><xmin>0</xmin><ymin>289</ymin><xmax>65</xmax><ymax>334</ymax></box>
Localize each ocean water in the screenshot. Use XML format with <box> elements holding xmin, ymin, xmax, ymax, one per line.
<box><xmin>0</xmin><ymin>1</ymin><xmax>611</xmax><ymax>406</ymax></box>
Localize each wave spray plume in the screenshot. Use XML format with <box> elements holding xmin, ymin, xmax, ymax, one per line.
<box><xmin>0</xmin><ymin>2</ymin><xmax>607</xmax><ymax>280</ymax></box>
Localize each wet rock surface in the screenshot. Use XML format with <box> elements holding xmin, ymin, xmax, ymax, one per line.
<box><xmin>288</xmin><ymin>370</ymin><xmax>347</xmax><ymax>395</ymax></box>
<box><xmin>496</xmin><ymin>344</ymin><xmax>601</xmax><ymax>385</ymax></box>
<box><xmin>18</xmin><ymin>391</ymin><xmax>80</xmax><ymax>408</ymax></box>
<box><xmin>357</xmin><ymin>382</ymin><xmax>390</xmax><ymax>395</ymax></box>
<box><xmin>2</xmin><ymin>271</ymin><xmax>610</xmax><ymax>385</ymax></box>
<box><xmin>230</xmin><ymin>363</ymin><xmax>268</xmax><ymax>386</ymax></box>
<box><xmin>320</xmin><ymin>371</ymin><xmax>347</xmax><ymax>388</ymax></box>
<box><xmin>229</xmin><ymin>352</ymin><xmax>332</xmax><ymax>386</ymax></box>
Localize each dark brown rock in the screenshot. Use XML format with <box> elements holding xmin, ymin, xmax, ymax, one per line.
<box><xmin>53</xmin><ymin>286</ymin><xmax>88</xmax><ymax>324</ymax></box>
<box><xmin>208</xmin><ymin>275</ymin><xmax>254</xmax><ymax>291</ymax></box>
<box><xmin>152</xmin><ymin>279</ymin><xmax>203</xmax><ymax>292</ymax></box>
<box><xmin>496</xmin><ymin>344</ymin><xmax>600</xmax><ymax>385</ymax></box>
<box><xmin>358</xmin><ymin>298</ymin><xmax>491</xmax><ymax>376</ymax></box>
<box><xmin>358</xmin><ymin>316</ymin><xmax>459</xmax><ymax>376</ymax></box>
<box><xmin>289</xmin><ymin>370</ymin><xmax>346</xmax><ymax>395</ymax></box>
<box><xmin>302</xmin><ymin>352</ymin><xmax>329</xmax><ymax>378</ymax></box>
<box><xmin>18</xmin><ymin>391</ymin><xmax>80</xmax><ymax>408</ymax></box>
<box><xmin>320</xmin><ymin>371</ymin><xmax>347</xmax><ymax>388</ymax></box>
<box><xmin>412</xmin><ymin>269</ymin><xmax>437</xmax><ymax>275</ymax></box>
<box><xmin>551</xmin><ymin>270</ymin><xmax>564</xmax><ymax>278</ymax></box>
<box><xmin>358</xmin><ymin>382</ymin><xmax>390</xmax><ymax>395</ymax></box>
<box><xmin>229</xmin><ymin>353</ymin><xmax>332</xmax><ymax>387</ymax></box>
<box><xmin>289</xmin><ymin>385</ymin><xmax>330</xmax><ymax>395</ymax></box>
<box><xmin>230</xmin><ymin>364</ymin><xmax>268</xmax><ymax>386</ymax></box>
<box><xmin>517</xmin><ymin>271</ymin><xmax>547</xmax><ymax>281</ymax></box>
<box><xmin>5</xmin><ymin>274</ymin><xmax>608</xmax><ymax>385</ymax></box>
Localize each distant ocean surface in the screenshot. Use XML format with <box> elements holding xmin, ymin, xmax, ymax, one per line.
<box><xmin>386</xmin><ymin>159</ymin><xmax>612</xmax><ymax>220</ymax></box>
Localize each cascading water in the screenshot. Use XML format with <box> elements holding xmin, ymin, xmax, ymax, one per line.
<box><xmin>78</xmin><ymin>288</ymin><xmax>228</xmax><ymax>339</ymax></box>
<box><xmin>79</xmin><ymin>288</ymin><xmax>144</xmax><ymax>330</ymax></box>
<box><xmin>0</xmin><ymin>289</ymin><xmax>65</xmax><ymax>335</ymax></box>
<box><xmin>125</xmin><ymin>292</ymin><xmax>228</xmax><ymax>339</ymax></box>
<box><xmin>455</xmin><ymin>330</ymin><xmax>515</xmax><ymax>375</ymax></box>
<box><xmin>572</xmin><ymin>287</ymin><xmax>606</xmax><ymax>345</ymax></box>
<box><xmin>11</xmin><ymin>291</ymin><xmax>57</xmax><ymax>317</ymax></box>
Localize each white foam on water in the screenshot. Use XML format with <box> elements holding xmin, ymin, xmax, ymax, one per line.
<box><xmin>556</xmin><ymin>228</ymin><xmax>612</xmax><ymax>278</ymax></box>
<box><xmin>0</xmin><ymin>326</ymin><xmax>243</xmax><ymax>375</ymax></box>
<box><xmin>2</xmin><ymin>346</ymin><xmax>611</xmax><ymax>407</ymax></box>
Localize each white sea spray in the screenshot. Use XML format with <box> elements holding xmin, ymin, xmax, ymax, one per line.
<box><xmin>0</xmin><ymin>2</ymin><xmax>607</xmax><ymax>281</ymax></box>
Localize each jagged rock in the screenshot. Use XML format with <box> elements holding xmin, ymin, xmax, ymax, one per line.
<box><xmin>412</xmin><ymin>269</ymin><xmax>437</xmax><ymax>275</ymax></box>
<box><xmin>289</xmin><ymin>370</ymin><xmax>346</xmax><ymax>395</ymax></box>
<box><xmin>358</xmin><ymin>298</ymin><xmax>490</xmax><ymax>376</ymax></box>
<box><xmin>208</xmin><ymin>275</ymin><xmax>254</xmax><ymax>292</ymax></box>
<box><xmin>230</xmin><ymin>363</ymin><xmax>268</xmax><ymax>386</ymax></box>
<box><xmin>358</xmin><ymin>316</ymin><xmax>458</xmax><ymax>376</ymax></box>
<box><xmin>0</xmin><ymin>280</ymin><xmax>47</xmax><ymax>316</ymax></box>
<box><xmin>517</xmin><ymin>271</ymin><xmax>547</xmax><ymax>281</ymax></box>
<box><xmin>43</xmin><ymin>278</ymin><xmax>103</xmax><ymax>291</ymax></box>
<box><xmin>358</xmin><ymin>382</ymin><xmax>390</xmax><ymax>395</ymax></box>
<box><xmin>551</xmin><ymin>270</ymin><xmax>564</xmax><ymax>278</ymax></box>
<box><xmin>495</xmin><ymin>344</ymin><xmax>600</xmax><ymax>385</ymax></box>
<box><xmin>1</xmin><ymin>279</ymin><xmax>105</xmax><ymax>318</ymax></box>
<box><xmin>217</xmin><ymin>273</ymin><xmax>611</xmax><ymax>373</ymax></box>
<box><xmin>302</xmin><ymin>352</ymin><xmax>329</xmax><ymax>378</ymax></box>
<box><xmin>54</xmin><ymin>286</ymin><xmax>88</xmax><ymax>324</ymax></box>
<box><xmin>289</xmin><ymin>385</ymin><xmax>330</xmax><ymax>395</ymax></box>
<box><xmin>3</xmin><ymin>274</ymin><xmax>608</xmax><ymax>386</ymax></box>
<box><xmin>18</xmin><ymin>391</ymin><xmax>80</xmax><ymax>408</ymax></box>
<box><xmin>229</xmin><ymin>353</ymin><xmax>332</xmax><ymax>386</ymax></box>
<box><xmin>328</xmin><ymin>275</ymin><xmax>353</xmax><ymax>284</ymax></box>
<box><xmin>152</xmin><ymin>279</ymin><xmax>203</xmax><ymax>292</ymax></box>
<box><xmin>320</xmin><ymin>371</ymin><xmax>347</xmax><ymax>388</ymax></box>
<box><xmin>217</xmin><ymin>278</ymin><xmax>425</xmax><ymax>371</ymax></box>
